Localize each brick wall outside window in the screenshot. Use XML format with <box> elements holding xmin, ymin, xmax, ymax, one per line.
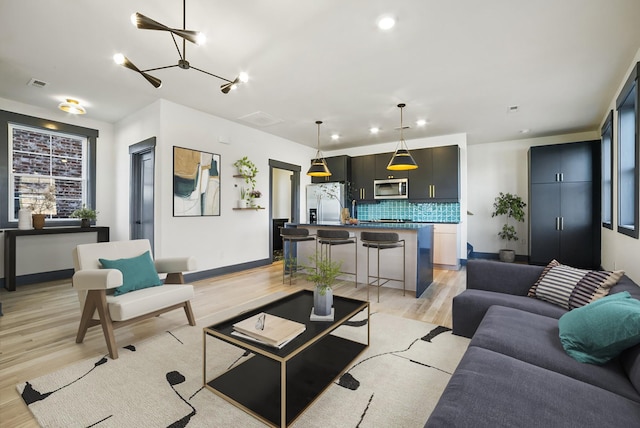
<box><xmin>10</xmin><ymin>125</ymin><xmax>87</xmax><ymax>220</ymax></box>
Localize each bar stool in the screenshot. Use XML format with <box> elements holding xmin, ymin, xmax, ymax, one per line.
<box><xmin>316</xmin><ymin>229</ymin><xmax>357</xmax><ymax>286</ymax></box>
<box><xmin>360</xmin><ymin>231</ymin><xmax>405</xmax><ymax>302</ymax></box>
<box><xmin>280</xmin><ymin>227</ymin><xmax>315</xmax><ymax>285</ymax></box>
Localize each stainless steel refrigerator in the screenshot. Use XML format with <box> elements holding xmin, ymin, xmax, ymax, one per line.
<box><xmin>306</xmin><ymin>183</ymin><xmax>345</xmax><ymax>224</ymax></box>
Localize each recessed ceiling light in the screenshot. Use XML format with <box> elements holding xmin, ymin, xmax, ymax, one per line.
<box><xmin>416</xmin><ymin>119</ymin><xmax>427</xmax><ymax>126</ymax></box>
<box><xmin>377</xmin><ymin>15</ymin><xmax>396</xmax><ymax>30</ymax></box>
<box><xmin>370</xmin><ymin>127</ymin><xmax>380</xmax><ymax>134</ymax></box>
<box><xmin>331</xmin><ymin>134</ymin><xmax>340</xmax><ymax>140</ymax></box>
<box><xmin>58</xmin><ymin>98</ymin><xmax>86</xmax><ymax>115</ymax></box>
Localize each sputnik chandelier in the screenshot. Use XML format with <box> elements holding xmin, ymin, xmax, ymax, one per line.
<box><xmin>113</xmin><ymin>0</ymin><xmax>247</xmax><ymax>93</ymax></box>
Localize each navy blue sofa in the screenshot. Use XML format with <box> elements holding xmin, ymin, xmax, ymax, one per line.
<box><xmin>426</xmin><ymin>260</ymin><xmax>640</xmax><ymax>427</ymax></box>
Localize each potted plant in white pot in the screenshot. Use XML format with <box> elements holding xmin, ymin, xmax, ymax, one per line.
<box><xmin>233</xmin><ymin>156</ymin><xmax>258</xmax><ymax>188</ymax></box>
<box><xmin>305</xmin><ymin>253</ymin><xmax>342</xmax><ymax>318</ymax></box>
<box><xmin>491</xmin><ymin>192</ymin><xmax>526</xmax><ymax>262</ymax></box>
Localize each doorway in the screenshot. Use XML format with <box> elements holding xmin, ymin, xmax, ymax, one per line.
<box><xmin>129</xmin><ymin>137</ymin><xmax>156</xmax><ymax>250</ymax></box>
<box><xmin>269</xmin><ymin>160</ymin><xmax>301</xmax><ymax>262</ymax></box>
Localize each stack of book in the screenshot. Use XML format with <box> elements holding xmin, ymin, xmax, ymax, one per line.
<box><xmin>232</xmin><ymin>312</ymin><xmax>306</xmax><ymax>348</ymax></box>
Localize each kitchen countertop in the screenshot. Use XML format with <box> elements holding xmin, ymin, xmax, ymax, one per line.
<box><xmin>293</xmin><ymin>222</ymin><xmax>436</xmax><ymax>230</ymax></box>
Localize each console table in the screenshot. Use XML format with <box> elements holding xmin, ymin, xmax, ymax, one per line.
<box><xmin>2</xmin><ymin>227</ymin><xmax>110</xmax><ymax>291</ymax></box>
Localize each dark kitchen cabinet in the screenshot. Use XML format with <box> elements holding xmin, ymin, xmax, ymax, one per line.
<box><xmin>351</xmin><ymin>155</ymin><xmax>375</xmax><ymax>202</ymax></box>
<box><xmin>374</xmin><ymin>152</ymin><xmax>408</xmax><ymax>179</ymax></box>
<box><xmin>408</xmin><ymin>145</ymin><xmax>460</xmax><ymax>202</ymax></box>
<box><xmin>528</xmin><ymin>141</ymin><xmax>600</xmax><ymax>269</ymax></box>
<box><xmin>311</xmin><ymin>155</ymin><xmax>351</xmax><ymax>183</ymax></box>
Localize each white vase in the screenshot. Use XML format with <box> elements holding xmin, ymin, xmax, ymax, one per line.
<box><xmin>313</xmin><ymin>286</ymin><xmax>333</xmax><ymax>316</ymax></box>
<box><xmin>18</xmin><ymin>208</ymin><xmax>33</xmax><ymax>230</ymax></box>
<box><xmin>237</xmin><ymin>199</ymin><xmax>248</xmax><ymax>208</ymax></box>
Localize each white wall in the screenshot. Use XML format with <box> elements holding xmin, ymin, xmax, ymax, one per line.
<box><xmin>467</xmin><ymin>131</ymin><xmax>598</xmax><ymax>257</ymax></box>
<box><xmin>0</xmin><ymin>97</ymin><xmax>116</xmax><ymax>277</ymax></box>
<box><xmin>600</xmin><ymin>49</ymin><xmax>640</xmax><ymax>282</ymax></box>
<box><xmin>113</xmin><ymin>99</ymin><xmax>315</xmax><ymax>272</ymax></box>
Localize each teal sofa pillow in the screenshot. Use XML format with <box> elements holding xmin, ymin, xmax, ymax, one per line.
<box><xmin>99</xmin><ymin>251</ymin><xmax>162</xmax><ymax>296</ymax></box>
<box><xmin>558</xmin><ymin>291</ymin><xmax>640</xmax><ymax>364</ymax></box>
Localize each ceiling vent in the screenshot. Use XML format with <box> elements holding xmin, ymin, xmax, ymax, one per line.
<box><xmin>27</xmin><ymin>78</ymin><xmax>49</xmax><ymax>88</ymax></box>
<box><xmin>238</xmin><ymin>111</ymin><xmax>283</xmax><ymax>127</ymax></box>
<box><xmin>507</xmin><ymin>105</ymin><xmax>519</xmax><ymax>114</ymax></box>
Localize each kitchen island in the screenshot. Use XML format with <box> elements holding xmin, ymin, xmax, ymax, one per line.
<box><xmin>285</xmin><ymin>222</ymin><xmax>433</xmax><ymax>298</ymax></box>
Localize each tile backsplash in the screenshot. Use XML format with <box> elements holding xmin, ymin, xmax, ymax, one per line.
<box><xmin>356</xmin><ymin>200</ymin><xmax>460</xmax><ymax>223</ymax></box>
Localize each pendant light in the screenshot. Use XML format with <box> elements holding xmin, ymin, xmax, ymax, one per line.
<box><xmin>387</xmin><ymin>103</ymin><xmax>418</xmax><ymax>170</ymax></box>
<box><xmin>307</xmin><ymin>120</ymin><xmax>332</xmax><ymax>177</ymax></box>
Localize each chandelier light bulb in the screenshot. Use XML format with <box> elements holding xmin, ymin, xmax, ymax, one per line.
<box><xmin>195</xmin><ymin>32</ymin><xmax>206</xmax><ymax>45</ymax></box>
<box><xmin>238</xmin><ymin>72</ymin><xmax>249</xmax><ymax>83</ymax></box>
<box><xmin>113</xmin><ymin>53</ymin><xmax>125</xmax><ymax>65</ymax></box>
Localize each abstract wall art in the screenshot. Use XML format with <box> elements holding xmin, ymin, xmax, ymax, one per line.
<box><xmin>173</xmin><ymin>146</ymin><xmax>220</xmax><ymax>216</ymax></box>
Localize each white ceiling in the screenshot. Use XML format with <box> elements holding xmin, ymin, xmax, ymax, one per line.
<box><xmin>1</xmin><ymin>0</ymin><xmax>639</xmax><ymax>150</ymax></box>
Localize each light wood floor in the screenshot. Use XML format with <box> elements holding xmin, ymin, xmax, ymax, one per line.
<box><xmin>0</xmin><ymin>262</ymin><xmax>466</xmax><ymax>428</ymax></box>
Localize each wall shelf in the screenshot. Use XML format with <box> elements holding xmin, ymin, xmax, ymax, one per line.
<box><xmin>233</xmin><ymin>207</ymin><xmax>265</xmax><ymax>211</ymax></box>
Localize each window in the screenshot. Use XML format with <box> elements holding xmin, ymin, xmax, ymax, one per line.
<box><xmin>601</xmin><ymin>110</ymin><xmax>613</xmax><ymax>229</ymax></box>
<box><xmin>616</xmin><ymin>62</ymin><xmax>639</xmax><ymax>239</ymax></box>
<box><xmin>1</xmin><ymin>110</ymin><xmax>98</xmax><ymax>228</ymax></box>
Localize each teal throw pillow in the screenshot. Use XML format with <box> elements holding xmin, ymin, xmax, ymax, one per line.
<box><xmin>99</xmin><ymin>251</ymin><xmax>162</xmax><ymax>296</ymax></box>
<box><xmin>558</xmin><ymin>291</ymin><xmax>640</xmax><ymax>364</ymax></box>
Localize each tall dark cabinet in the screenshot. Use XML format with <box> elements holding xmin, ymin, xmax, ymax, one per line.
<box><xmin>528</xmin><ymin>141</ymin><xmax>601</xmax><ymax>269</ymax></box>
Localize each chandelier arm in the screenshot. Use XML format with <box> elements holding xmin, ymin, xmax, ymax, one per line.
<box><xmin>141</xmin><ymin>64</ymin><xmax>179</xmax><ymax>73</ymax></box>
<box><xmin>169</xmin><ymin>33</ymin><xmax>185</xmax><ymax>61</ymax></box>
<box><xmin>190</xmin><ymin>66</ymin><xmax>234</xmax><ymax>83</ymax></box>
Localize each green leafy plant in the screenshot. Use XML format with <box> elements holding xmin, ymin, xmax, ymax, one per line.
<box><xmin>70</xmin><ymin>204</ymin><xmax>98</xmax><ymax>220</ymax></box>
<box><xmin>491</xmin><ymin>192</ymin><xmax>526</xmax><ymax>245</ymax></box>
<box><xmin>233</xmin><ymin>156</ymin><xmax>258</xmax><ymax>188</ymax></box>
<box><xmin>305</xmin><ymin>253</ymin><xmax>342</xmax><ymax>295</ymax></box>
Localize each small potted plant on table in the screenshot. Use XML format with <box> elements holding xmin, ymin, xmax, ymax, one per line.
<box><xmin>305</xmin><ymin>253</ymin><xmax>342</xmax><ymax>318</ymax></box>
<box><xmin>71</xmin><ymin>205</ymin><xmax>98</xmax><ymax>228</ymax></box>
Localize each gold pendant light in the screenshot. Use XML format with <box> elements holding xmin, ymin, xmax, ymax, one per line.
<box><xmin>387</xmin><ymin>103</ymin><xmax>418</xmax><ymax>170</ymax></box>
<box><xmin>307</xmin><ymin>120</ymin><xmax>332</xmax><ymax>177</ymax></box>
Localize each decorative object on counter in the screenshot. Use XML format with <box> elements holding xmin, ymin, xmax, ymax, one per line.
<box><xmin>307</xmin><ymin>120</ymin><xmax>332</xmax><ymax>177</ymax></box>
<box><xmin>18</xmin><ymin>208</ymin><xmax>32</xmax><ymax>230</ymax></box>
<box><xmin>387</xmin><ymin>103</ymin><xmax>418</xmax><ymax>171</ymax></box>
<box><xmin>70</xmin><ymin>205</ymin><xmax>98</xmax><ymax>228</ymax></box>
<box><xmin>305</xmin><ymin>251</ymin><xmax>342</xmax><ymax>319</ymax></box>
<box><xmin>491</xmin><ymin>192</ymin><xmax>526</xmax><ymax>262</ymax></box>
<box><xmin>233</xmin><ymin>156</ymin><xmax>258</xmax><ymax>188</ymax></box>
<box><xmin>173</xmin><ymin>146</ymin><xmax>220</xmax><ymax>216</ymax></box>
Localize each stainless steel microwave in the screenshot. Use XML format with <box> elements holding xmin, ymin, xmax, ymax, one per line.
<box><xmin>374</xmin><ymin>178</ymin><xmax>408</xmax><ymax>199</ymax></box>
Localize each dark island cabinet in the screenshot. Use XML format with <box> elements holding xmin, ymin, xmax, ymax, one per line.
<box><xmin>408</xmin><ymin>145</ymin><xmax>460</xmax><ymax>202</ymax></box>
<box><xmin>311</xmin><ymin>155</ymin><xmax>351</xmax><ymax>183</ymax></box>
<box><xmin>528</xmin><ymin>141</ymin><xmax>601</xmax><ymax>269</ymax></box>
<box><xmin>351</xmin><ymin>155</ymin><xmax>375</xmax><ymax>202</ymax></box>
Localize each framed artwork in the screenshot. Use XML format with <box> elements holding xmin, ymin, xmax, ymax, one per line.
<box><xmin>173</xmin><ymin>146</ymin><xmax>220</xmax><ymax>216</ymax></box>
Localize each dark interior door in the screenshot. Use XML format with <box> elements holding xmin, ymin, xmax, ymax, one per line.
<box><xmin>129</xmin><ymin>138</ymin><xmax>155</xmax><ymax>250</ymax></box>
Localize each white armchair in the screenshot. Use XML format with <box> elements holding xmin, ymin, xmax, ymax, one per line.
<box><xmin>72</xmin><ymin>239</ymin><xmax>196</xmax><ymax>359</ymax></box>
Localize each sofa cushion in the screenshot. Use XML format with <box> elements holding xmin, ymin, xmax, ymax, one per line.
<box><xmin>558</xmin><ymin>291</ymin><xmax>640</xmax><ymax>365</ymax></box>
<box><xmin>530</xmin><ymin>261</ymin><xmax>623</xmax><ymax>310</ymax></box>
<box><xmin>106</xmin><ymin>284</ymin><xmax>194</xmax><ymax>321</ymax></box>
<box><xmin>425</xmin><ymin>346</ymin><xmax>640</xmax><ymax>428</ymax></box>
<box><xmin>470</xmin><ymin>305</ymin><xmax>640</xmax><ymax>402</ymax></box>
<box><xmin>452</xmin><ymin>289</ymin><xmax>566</xmax><ymax>338</ymax></box>
<box><xmin>99</xmin><ymin>251</ymin><xmax>162</xmax><ymax>296</ymax></box>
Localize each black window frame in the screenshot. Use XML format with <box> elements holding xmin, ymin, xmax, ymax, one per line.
<box><xmin>601</xmin><ymin>110</ymin><xmax>614</xmax><ymax>229</ymax></box>
<box><xmin>615</xmin><ymin>62</ymin><xmax>639</xmax><ymax>239</ymax></box>
<box><xmin>0</xmin><ymin>109</ymin><xmax>98</xmax><ymax>229</ymax></box>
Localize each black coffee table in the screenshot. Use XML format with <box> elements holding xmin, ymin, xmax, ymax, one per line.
<box><xmin>203</xmin><ymin>290</ymin><xmax>369</xmax><ymax>428</ymax></box>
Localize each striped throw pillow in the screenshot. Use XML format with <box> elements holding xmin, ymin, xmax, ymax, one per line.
<box><xmin>531</xmin><ymin>261</ymin><xmax>624</xmax><ymax>310</ymax></box>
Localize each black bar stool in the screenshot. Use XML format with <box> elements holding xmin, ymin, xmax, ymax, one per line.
<box><xmin>280</xmin><ymin>227</ymin><xmax>315</xmax><ymax>285</ymax></box>
<box><xmin>316</xmin><ymin>229</ymin><xmax>357</xmax><ymax>286</ymax></box>
<box><xmin>360</xmin><ymin>231</ymin><xmax>406</xmax><ymax>302</ymax></box>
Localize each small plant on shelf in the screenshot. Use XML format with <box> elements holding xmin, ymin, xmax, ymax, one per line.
<box><xmin>233</xmin><ymin>156</ymin><xmax>258</xmax><ymax>188</ymax></box>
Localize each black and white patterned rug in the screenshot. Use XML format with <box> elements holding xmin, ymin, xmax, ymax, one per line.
<box><xmin>17</xmin><ymin>305</ymin><xmax>469</xmax><ymax>427</ymax></box>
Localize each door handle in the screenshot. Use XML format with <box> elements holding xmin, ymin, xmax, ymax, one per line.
<box><xmin>560</xmin><ymin>217</ymin><xmax>563</xmax><ymax>231</ymax></box>
<box><xmin>555</xmin><ymin>217</ymin><xmax>559</xmax><ymax>230</ymax></box>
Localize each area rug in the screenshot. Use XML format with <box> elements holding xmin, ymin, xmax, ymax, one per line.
<box><xmin>17</xmin><ymin>297</ymin><xmax>469</xmax><ymax>428</ymax></box>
